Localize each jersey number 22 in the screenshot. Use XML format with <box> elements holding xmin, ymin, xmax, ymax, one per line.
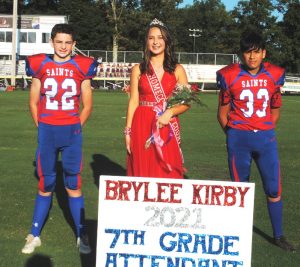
<box><xmin>44</xmin><ymin>78</ymin><xmax>77</xmax><ymax>110</ymax></box>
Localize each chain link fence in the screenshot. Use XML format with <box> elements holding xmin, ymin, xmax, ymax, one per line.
<box><xmin>80</xmin><ymin>50</ymin><xmax>238</xmax><ymax>65</ymax></box>
<box><xmin>0</xmin><ymin>50</ymin><xmax>237</xmax><ymax>90</ymax></box>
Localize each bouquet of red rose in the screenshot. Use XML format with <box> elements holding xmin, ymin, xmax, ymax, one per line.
<box><xmin>145</xmin><ymin>83</ymin><xmax>204</xmax><ymax>149</ymax></box>
<box><xmin>166</xmin><ymin>83</ymin><xmax>204</xmax><ymax>108</ymax></box>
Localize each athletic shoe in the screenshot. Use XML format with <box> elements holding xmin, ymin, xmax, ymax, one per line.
<box><xmin>274</xmin><ymin>236</ymin><xmax>296</xmax><ymax>253</ymax></box>
<box><xmin>21</xmin><ymin>234</ymin><xmax>41</xmax><ymax>254</ymax></box>
<box><xmin>77</xmin><ymin>234</ymin><xmax>91</xmax><ymax>254</ymax></box>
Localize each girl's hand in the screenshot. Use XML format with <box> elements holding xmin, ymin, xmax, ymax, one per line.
<box><xmin>125</xmin><ymin>134</ymin><xmax>131</xmax><ymax>154</ymax></box>
<box><xmin>157</xmin><ymin>109</ymin><xmax>173</xmax><ymax>128</ymax></box>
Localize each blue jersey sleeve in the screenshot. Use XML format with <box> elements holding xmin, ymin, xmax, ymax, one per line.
<box><xmin>216</xmin><ymin>71</ymin><xmax>228</xmax><ymax>90</ymax></box>
<box><xmin>25</xmin><ymin>57</ymin><xmax>34</xmax><ymax>77</ymax></box>
<box><xmin>276</xmin><ymin>71</ymin><xmax>285</xmax><ymax>87</ymax></box>
<box><xmin>72</xmin><ymin>55</ymin><xmax>98</xmax><ymax>79</ymax></box>
<box><xmin>25</xmin><ymin>54</ymin><xmax>48</xmax><ymax>78</ymax></box>
<box><xmin>86</xmin><ymin>59</ymin><xmax>98</xmax><ymax>78</ymax></box>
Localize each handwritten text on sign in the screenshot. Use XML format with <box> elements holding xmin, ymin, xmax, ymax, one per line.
<box><xmin>96</xmin><ymin>176</ymin><xmax>255</xmax><ymax>267</ymax></box>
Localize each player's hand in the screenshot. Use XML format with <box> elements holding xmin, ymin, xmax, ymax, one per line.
<box><xmin>125</xmin><ymin>135</ymin><xmax>131</xmax><ymax>154</ymax></box>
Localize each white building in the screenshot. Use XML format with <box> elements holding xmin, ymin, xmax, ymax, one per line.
<box><xmin>0</xmin><ymin>14</ymin><xmax>67</xmax><ymax>59</ymax></box>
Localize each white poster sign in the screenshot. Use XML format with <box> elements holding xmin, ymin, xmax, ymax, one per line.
<box><xmin>96</xmin><ymin>176</ymin><xmax>255</xmax><ymax>267</ymax></box>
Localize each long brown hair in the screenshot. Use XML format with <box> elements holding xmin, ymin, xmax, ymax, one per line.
<box><xmin>140</xmin><ymin>22</ymin><xmax>177</xmax><ymax>75</ymax></box>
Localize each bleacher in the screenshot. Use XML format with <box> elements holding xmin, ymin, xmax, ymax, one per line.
<box><xmin>0</xmin><ymin>51</ymin><xmax>237</xmax><ymax>90</ymax></box>
<box><xmin>0</xmin><ymin>60</ymin><xmax>26</xmax><ymax>78</ymax></box>
<box><xmin>183</xmin><ymin>64</ymin><xmax>225</xmax><ymax>83</ymax></box>
<box><xmin>1</xmin><ymin>58</ymin><xmax>299</xmax><ymax>93</ymax></box>
<box><xmin>281</xmin><ymin>76</ymin><xmax>300</xmax><ymax>94</ymax></box>
<box><xmin>95</xmin><ymin>62</ymin><xmax>132</xmax><ymax>80</ymax></box>
<box><xmin>96</xmin><ymin>62</ymin><xmax>224</xmax><ymax>84</ymax></box>
<box><xmin>0</xmin><ymin>60</ymin><xmax>223</xmax><ymax>84</ymax></box>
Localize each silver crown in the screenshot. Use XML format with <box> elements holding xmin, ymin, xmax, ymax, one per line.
<box><xmin>149</xmin><ymin>18</ymin><xmax>165</xmax><ymax>27</ymax></box>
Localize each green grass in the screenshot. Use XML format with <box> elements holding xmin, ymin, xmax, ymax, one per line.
<box><xmin>0</xmin><ymin>90</ymin><xmax>299</xmax><ymax>267</ymax></box>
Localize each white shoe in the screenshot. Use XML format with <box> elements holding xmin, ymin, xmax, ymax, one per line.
<box><xmin>21</xmin><ymin>234</ymin><xmax>41</xmax><ymax>254</ymax></box>
<box><xmin>77</xmin><ymin>234</ymin><xmax>91</xmax><ymax>254</ymax></box>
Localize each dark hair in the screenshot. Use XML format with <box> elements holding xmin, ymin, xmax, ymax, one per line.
<box><xmin>51</xmin><ymin>23</ymin><xmax>76</xmax><ymax>41</ymax></box>
<box><xmin>240</xmin><ymin>31</ymin><xmax>265</xmax><ymax>53</ymax></box>
<box><xmin>140</xmin><ymin>23</ymin><xmax>177</xmax><ymax>74</ymax></box>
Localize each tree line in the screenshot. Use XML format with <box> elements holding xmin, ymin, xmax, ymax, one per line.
<box><xmin>1</xmin><ymin>0</ymin><xmax>299</xmax><ymax>74</ymax></box>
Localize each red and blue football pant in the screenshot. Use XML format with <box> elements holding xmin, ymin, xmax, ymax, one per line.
<box><xmin>36</xmin><ymin>122</ymin><xmax>83</xmax><ymax>192</ymax></box>
<box><xmin>226</xmin><ymin>128</ymin><xmax>282</xmax><ymax>198</ymax></box>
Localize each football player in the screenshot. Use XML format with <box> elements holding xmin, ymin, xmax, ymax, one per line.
<box><xmin>22</xmin><ymin>23</ymin><xmax>97</xmax><ymax>254</ymax></box>
<box><xmin>217</xmin><ymin>30</ymin><xmax>295</xmax><ymax>252</ymax></box>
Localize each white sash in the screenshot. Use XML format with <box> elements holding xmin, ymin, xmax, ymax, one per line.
<box><xmin>146</xmin><ymin>64</ymin><xmax>181</xmax><ymax>146</ymax></box>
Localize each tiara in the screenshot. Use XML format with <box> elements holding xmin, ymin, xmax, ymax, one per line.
<box><xmin>149</xmin><ymin>18</ymin><xmax>165</xmax><ymax>27</ymax></box>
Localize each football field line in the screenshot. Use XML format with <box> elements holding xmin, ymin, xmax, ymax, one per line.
<box><xmin>283</xmin><ymin>98</ymin><xmax>300</xmax><ymax>103</ymax></box>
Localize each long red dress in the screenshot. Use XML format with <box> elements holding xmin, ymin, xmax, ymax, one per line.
<box><xmin>127</xmin><ymin>70</ymin><xmax>184</xmax><ymax>178</ymax></box>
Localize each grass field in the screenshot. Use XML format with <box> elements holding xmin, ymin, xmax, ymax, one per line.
<box><xmin>0</xmin><ymin>90</ymin><xmax>299</xmax><ymax>267</ymax></box>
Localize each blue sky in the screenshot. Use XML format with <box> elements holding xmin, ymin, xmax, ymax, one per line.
<box><xmin>181</xmin><ymin>0</ymin><xmax>240</xmax><ymax>10</ymax></box>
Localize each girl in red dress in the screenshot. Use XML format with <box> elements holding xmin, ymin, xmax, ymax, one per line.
<box><xmin>125</xmin><ymin>18</ymin><xmax>189</xmax><ymax>178</ymax></box>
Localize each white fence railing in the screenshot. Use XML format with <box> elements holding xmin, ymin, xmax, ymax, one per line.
<box><xmin>0</xmin><ymin>60</ymin><xmax>224</xmax><ymax>85</ymax></box>
<box><xmin>281</xmin><ymin>76</ymin><xmax>300</xmax><ymax>94</ymax></box>
<box><xmin>1</xmin><ymin>56</ymin><xmax>299</xmax><ymax>93</ymax></box>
